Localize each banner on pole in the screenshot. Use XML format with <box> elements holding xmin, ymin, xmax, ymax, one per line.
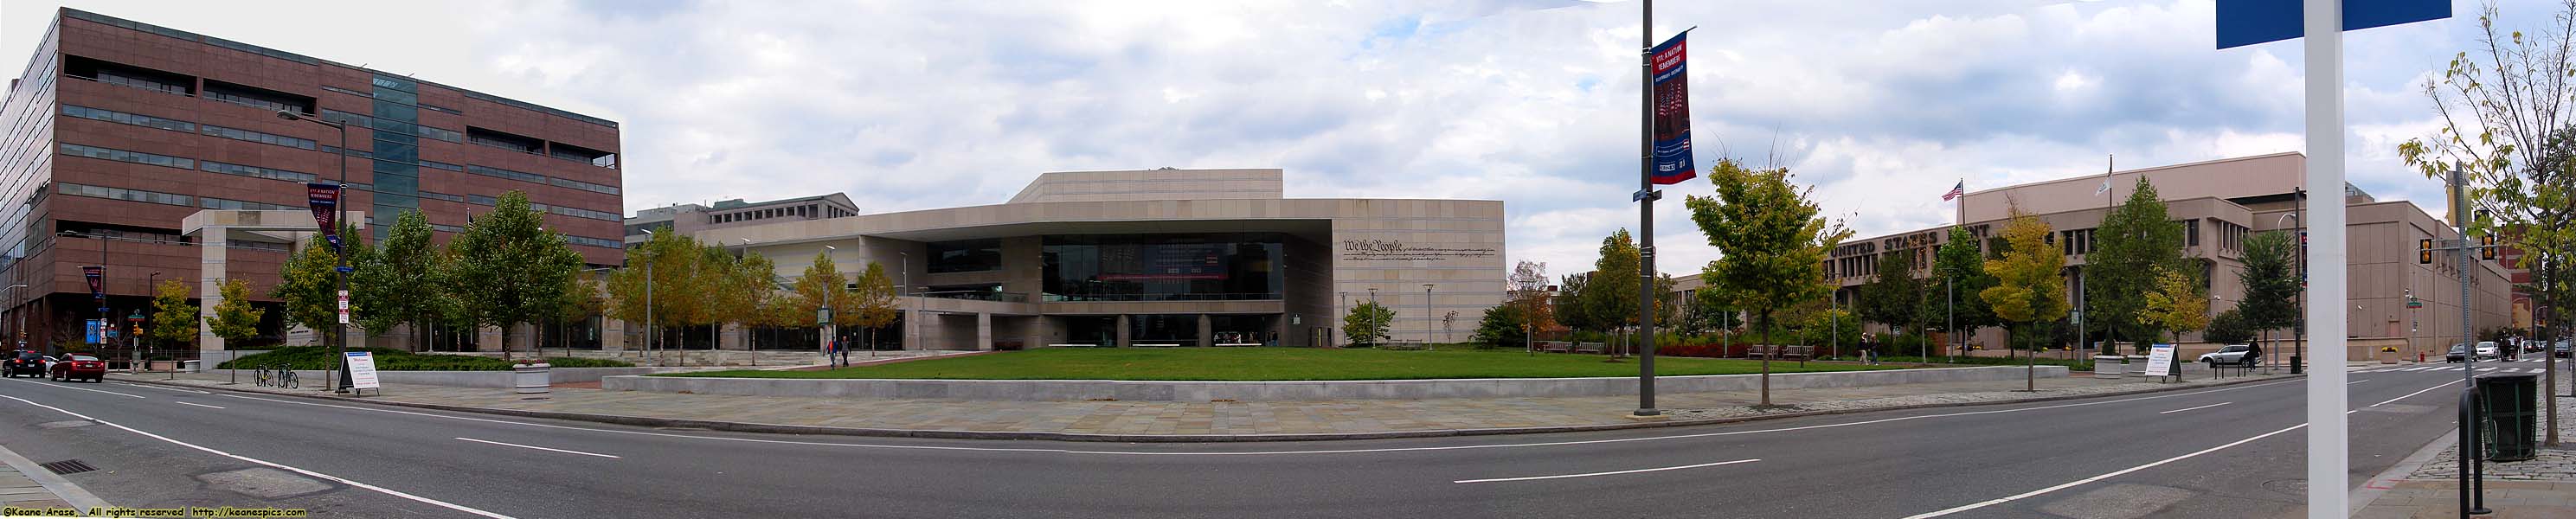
<box><xmin>82</xmin><ymin>266</ymin><xmax>103</xmax><ymax>302</ymax></box>
<box><xmin>306</xmin><ymin>183</ymin><xmax>343</xmax><ymax>252</ymax></box>
<box><xmin>1649</xmin><ymin>32</ymin><xmax>1696</xmax><ymax>184</ymax></box>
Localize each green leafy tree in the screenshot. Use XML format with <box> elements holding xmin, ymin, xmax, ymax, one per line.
<box><xmin>145</xmin><ymin>279</ymin><xmax>197</xmax><ymax>348</ymax></box>
<box><xmin>1932</xmin><ymin>226</ymin><xmax>2000</xmax><ymax>350</ymax></box>
<box><xmin>1506</xmin><ymin>261</ymin><xmax>1556</xmax><ymax>347</ymax></box>
<box><xmin>273</xmin><ymin>223</ymin><xmax>368</xmax><ymax>343</ymax></box>
<box><xmin>2140</xmin><ymin>264</ymin><xmax>2211</xmax><ymax>343</ymax></box>
<box><xmin>1686</xmin><ymin>289</ymin><xmax>1742</xmax><ymax>337</ymax></box>
<box><xmin>209</xmin><ymin>279</ymin><xmax>265</xmax><ymax>346</ymax></box>
<box><xmin>1554</xmin><ymin>272</ymin><xmax>1597</xmax><ymax>334</ymax></box>
<box><xmin>1470</xmin><ymin>304</ymin><xmax>1527</xmax><ymax>349</ymax></box>
<box><xmin>607</xmin><ymin>230</ymin><xmax>703</xmax><ymax>355</ymax></box>
<box><xmin>850</xmin><ymin>262</ymin><xmax>901</xmax><ymax>351</ymax></box>
<box><xmin>1858</xmin><ymin>249</ymin><xmax>1926</xmax><ymax>338</ymax></box>
<box><xmin>1981</xmin><ymin>203</ymin><xmax>2069</xmax><ymax>390</ymax></box>
<box><xmin>1687</xmin><ymin>158</ymin><xmax>1850</xmax><ymax>406</ymax></box>
<box><xmin>446</xmin><ymin>191</ymin><xmax>582</xmax><ymax>358</ymax></box>
<box><xmin>1576</xmin><ymin>229</ymin><xmax>1642</xmax><ymax>335</ymax></box>
<box><xmin>2086</xmin><ymin>176</ymin><xmax>2185</xmax><ymax>352</ymax></box>
<box><xmin>793</xmin><ymin>252</ymin><xmax>859</xmax><ymax>330</ymax></box>
<box><xmin>355</xmin><ymin>210</ymin><xmax>451</xmax><ymax>351</ymax></box>
<box><xmin>1343</xmin><ymin>301</ymin><xmax>1395</xmax><ymax>347</ymax></box>
<box><xmin>2236</xmin><ymin>230</ymin><xmax>2302</xmax><ymax>340</ymax></box>
<box><xmin>2205</xmin><ymin>307</ymin><xmax>2257</xmax><ymax>346</ymax></box>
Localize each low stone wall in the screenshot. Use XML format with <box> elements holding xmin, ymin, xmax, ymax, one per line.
<box><xmin>601</xmin><ymin>365</ymin><xmax>2069</xmax><ymax>401</ymax></box>
<box><xmin>207</xmin><ymin>367</ymin><xmax>711</xmax><ymax>389</ymax></box>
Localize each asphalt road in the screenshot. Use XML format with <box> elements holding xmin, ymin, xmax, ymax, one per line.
<box><xmin>0</xmin><ymin>359</ymin><xmax>2553</xmax><ymax>518</ymax></box>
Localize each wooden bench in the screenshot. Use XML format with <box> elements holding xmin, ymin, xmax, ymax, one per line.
<box><xmin>1534</xmin><ymin>341</ymin><xmax>1573</xmax><ymax>354</ymax></box>
<box><xmin>1745</xmin><ymin>344</ymin><xmax>1813</xmax><ymax>361</ymax></box>
<box><xmin>1132</xmin><ymin>343</ymin><xmax>1183</xmax><ymax>348</ymax></box>
<box><xmin>1572</xmin><ymin>342</ymin><xmax>1606</xmax><ymax>355</ymax></box>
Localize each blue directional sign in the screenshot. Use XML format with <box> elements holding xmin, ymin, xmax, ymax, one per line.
<box><xmin>2216</xmin><ymin>0</ymin><xmax>2449</xmax><ymax>49</ymax></box>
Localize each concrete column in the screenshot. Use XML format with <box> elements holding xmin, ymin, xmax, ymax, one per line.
<box><xmin>903</xmin><ymin>311</ymin><xmax>919</xmax><ymax>350</ymax></box>
<box><xmin>720</xmin><ymin>322</ymin><xmax>747</xmax><ymax>350</ymax></box>
<box><xmin>601</xmin><ymin>317</ymin><xmax>626</xmax><ymax>353</ymax></box>
<box><xmin>477</xmin><ymin>325</ymin><xmax>503</xmax><ymax>352</ymax></box>
<box><xmin>198</xmin><ymin>230</ymin><xmax>227</xmax><ymax>352</ymax></box>
<box><xmin>1275</xmin><ymin>314</ymin><xmax>1290</xmax><ymax>347</ymax></box>
<box><xmin>1115</xmin><ymin>314</ymin><xmax>1131</xmax><ymax>348</ymax></box>
<box><xmin>975</xmin><ymin>313</ymin><xmax>992</xmax><ymax>351</ymax></box>
<box><xmin>1196</xmin><ymin>314</ymin><xmax>1212</xmax><ymax>347</ymax></box>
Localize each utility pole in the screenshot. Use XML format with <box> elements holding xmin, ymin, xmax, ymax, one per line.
<box><xmin>1632</xmin><ymin>0</ymin><xmax>1661</xmax><ymax>418</ymax></box>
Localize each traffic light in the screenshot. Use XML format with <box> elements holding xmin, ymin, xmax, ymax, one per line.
<box><xmin>2480</xmin><ymin>233</ymin><xmax>2498</xmax><ymax>261</ymax></box>
<box><xmin>2419</xmin><ymin>238</ymin><xmax>2435</xmax><ymax>265</ymax></box>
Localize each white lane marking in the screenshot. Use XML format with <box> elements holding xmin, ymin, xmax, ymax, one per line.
<box><xmin>2372</xmin><ymin>380</ymin><xmax>2463</xmax><ymax>407</ymax></box>
<box><xmin>118</xmin><ymin>382</ymin><xmax>210</xmax><ymax>394</ymax></box>
<box><xmin>2347</xmin><ymin>380</ymin><xmax>2368</xmax><ymax>385</ymax></box>
<box><xmin>216</xmin><ymin>379</ymin><xmax>2304</xmax><ymax>457</ymax></box>
<box><xmin>2476</xmin><ymin>367</ymin><xmax>2497</xmax><ymax>372</ymax></box>
<box><xmin>455</xmin><ymin>437</ymin><xmax>620</xmax><ymax>458</ymax></box>
<box><xmin>1453</xmin><ymin>458</ymin><xmax>1759</xmax><ymax>484</ymax></box>
<box><xmin>2157</xmin><ymin>402</ymin><xmax>2231</xmax><ymax>414</ymax></box>
<box><xmin>1</xmin><ymin>377</ymin><xmax>145</xmax><ymax>399</ymax></box>
<box><xmin>1902</xmin><ymin>422</ymin><xmax>2308</xmax><ymax>518</ymax></box>
<box><xmin>173</xmin><ymin>400</ymin><xmax>225</xmax><ymax>409</ymax></box>
<box><xmin>0</xmin><ymin>394</ymin><xmax>515</xmax><ymax>518</ymax></box>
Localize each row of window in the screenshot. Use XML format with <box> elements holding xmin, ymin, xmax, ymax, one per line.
<box><xmin>62</xmin><ymin>143</ymin><xmax>605</xmax><ymax>222</ymax></box>
<box><xmin>463</xmin><ymin>164</ymin><xmax>618</xmax><ymax>195</ymax></box>
<box><xmin>56</xmin><ymin>183</ymin><xmax>190</xmax><ymax>207</ymax></box>
<box><xmin>320</xmin><ymin>85</ymin><xmax>459</xmax><ymax>115</ymax></box>
<box><xmin>200</xmin><ymin>197</ymin><xmax>299</xmax><ymax>211</ymax></box>
<box><xmin>201</xmin><ymin>161</ymin><xmax>316</xmax><ymax>183</ymax></box>
<box><xmin>94</xmin><ymin>70</ymin><xmax>189</xmax><ymax>95</ymax></box>
<box><xmin>202</xmin><ymin>125</ymin><xmax>318</xmax><ymax>151</ymax></box>
<box><xmin>320</xmin><ymin>109</ymin><xmax>465</xmax><ymax>144</ymax></box>
<box><xmin>61</xmin><ymin>143</ymin><xmax>192</xmax><ymax>170</ymax></box>
<box><xmin>203</xmin><ymin>89</ymin><xmax>300</xmax><ymax>114</ymax></box>
<box><xmin>563</xmin><ymin>235</ymin><xmax>622</xmax><ymax>248</ymax></box>
<box><xmin>711</xmin><ymin>203</ymin><xmax>827</xmax><ymax>224</ymax></box>
<box><xmin>61</xmin><ymin>105</ymin><xmax>193</xmax><ymax>132</ymax></box>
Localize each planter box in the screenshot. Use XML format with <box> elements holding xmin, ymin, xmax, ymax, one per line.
<box><xmin>2094</xmin><ymin>356</ymin><xmax>2126</xmax><ymax>376</ymax></box>
<box><xmin>513</xmin><ymin>363</ymin><xmax>551</xmax><ymax>394</ymax></box>
<box><xmin>2126</xmin><ymin>356</ymin><xmax>2153</xmax><ymax>377</ymax></box>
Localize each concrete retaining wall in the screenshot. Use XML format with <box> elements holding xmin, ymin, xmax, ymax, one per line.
<box><xmin>208</xmin><ymin>367</ymin><xmax>705</xmax><ymax>388</ymax></box>
<box><xmin>601</xmin><ymin>365</ymin><xmax>2069</xmax><ymax>401</ymax></box>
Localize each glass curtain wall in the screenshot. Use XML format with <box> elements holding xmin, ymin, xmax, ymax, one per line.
<box><xmin>1042</xmin><ymin>234</ymin><xmax>1285</xmax><ymax>301</ymax></box>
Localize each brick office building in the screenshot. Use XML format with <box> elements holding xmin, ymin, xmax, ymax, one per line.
<box><xmin>0</xmin><ymin>9</ymin><xmax>625</xmax><ymax>352</ymax></box>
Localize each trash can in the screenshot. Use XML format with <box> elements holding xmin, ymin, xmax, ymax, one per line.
<box><xmin>2474</xmin><ymin>373</ymin><xmax>2541</xmax><ymax>462</ymax></box>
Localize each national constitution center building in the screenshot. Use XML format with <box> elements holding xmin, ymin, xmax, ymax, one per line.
<box><xmin>0</xmin><ymin>10</ymin><xmax>626</xmax><ymax>349</ymax></box>
<box><xmin>676</xmin><ymin>169</ymin><xmax>1505</xmax><ymax>349</ymax></box>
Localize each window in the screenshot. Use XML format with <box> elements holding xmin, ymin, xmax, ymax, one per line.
<box><xmin>545</xmin><ymin>176</ymin><xmax>620</xmax><ymax>195</ymax></box>
<box><xmin>2183</xmin><ymin>219</ymin><xmax>2200</xmax><ymax>247</ymax></box>
<box><xmin>432</xmin><ymin>224</ymin><xmax>464</xmax><ymax>233</ymax></box>
<box><xmin>930</xmin><ymin>240</ymin><xmax>1004</xmax><ymax>273</ymax></box>
<box><xmin>200</xmin><ymin>161</ymin><xmax>315</xmax><ymax>183</ymax></box>
<box><xmin>563</xmin><ymin>234</ymin><xmax>621</xmax><ymax>248</ymax></box>
<box><xmin>420</xmin><ymin>160</ymin><xmax>465</xmax><ymax>171</ymax></box>
<box><xmin>60</xmin><ymin>143</ymin><xmax>192</xmax><ymax>169</ymax></box>
<box><xmin>549</xmin><ymin>206</ymin><xmax>620</xmax><ymax>221</ymax></box>
<box><xmin>61</xmin><ymin>105</ymin><xmax>194</xmax><ymax>132</ymax></box>
<box><xmin>466</xmin><ymin>127</ymin><xmax>543</xmax><ymax>154</ymax></box>
<box><xmin>548</xmin><ymin>143</ymin><xmax>617</xmax><ymax>169</ymax></box>
<box><xmin>418</xmin><ymin>191</ymin><xmax>465</xmax><ymax>202</ymax></box>
<box><xmin>1042</xmin><ymin>234</ymin><xmax>1287</xmax><ymax>301</ymax></box>
<box><xmin>202</xmin><ymin>80</ymin><xmax>315</xmax><ymax>114</ymax></box>
<box><xmin>201</xmin><ymin>125</ymin><xmax>317</xmax><ymax>150</ymax></box>
<box><xmin>199</xmin><ymin>197</ymin><xmax>298</xmax><ymax>211</ymax></box>
<box><xmin>64</xmin><ymin>55</ymin><xmax>193</xmax><ymax>95</ymax></box>
<box><xmin>466</xmin><ymin>164</ymin><xmax>548</xmax><ymax>184</ymax></box>
<box><xmin>56</xmin><ymin>183</ymin><xmax>191</xmax><ymax>207</ymax></box>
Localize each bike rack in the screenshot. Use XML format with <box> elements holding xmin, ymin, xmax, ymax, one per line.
<box><xmin>2459</xmin><ymin>387</ymin><xmax>2490</xmax><ymax>516</ymax></box>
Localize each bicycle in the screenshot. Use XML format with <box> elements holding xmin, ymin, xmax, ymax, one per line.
<box><xmin>278</xmin><ymin>366</ymin><xmax>299</xmax><ymax>389</ymax></box>
<box><xmin>253</xmin><ymin>364</ymin><xmax>274</xmax><ymax>387</ymax></box>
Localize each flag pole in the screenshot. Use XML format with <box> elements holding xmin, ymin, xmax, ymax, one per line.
<box><xmin>1633</xmin><ymin>0</ymin><xmax>1661</xmax><ymax>417</ymax></box>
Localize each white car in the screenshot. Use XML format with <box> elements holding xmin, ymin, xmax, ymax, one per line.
<box><xmin>2476</xmin><ymin>342</ymin><xmax>2502</xmax><ymax>360</ymax></box>
<box><xmin>2199</xmin><ymin>344</ymin><xmax>2258</xmax><ymax>367</ymax></box>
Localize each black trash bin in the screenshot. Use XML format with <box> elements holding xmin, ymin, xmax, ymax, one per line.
<box><xmin>2474</xmin><ymin>373</ymin><xmax>2541</xmax><ymax>462</ymax></box>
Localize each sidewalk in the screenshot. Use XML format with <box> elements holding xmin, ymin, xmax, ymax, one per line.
<box><xmin>116</xmin><ymin>366</ymin><xmax>2292</xmax><ymax>441</ymax></box>
<box><xmin>2355</xmin><ymin>362</ymin><xmax>2576</xmax><ymax>518</ymax></box>
<box><xmin>0</xmin><ymin>445</ymin><xmax>106</xmax><ymax>516</ymax></box>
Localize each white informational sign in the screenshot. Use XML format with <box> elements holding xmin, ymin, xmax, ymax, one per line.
<box><xmin>2144</xmin><ymin>343</ymin><xmax>2177</xmax><ymax>377</ymax></box>
<box><xmin>344</xmin><ymin>351</ymin><xmax>380</xmax><ymax>390</ymax></box>
<box><xmin>337</xmin><ymin>291</ymin><xmax>350</xmax><ymax>324</ymax></box>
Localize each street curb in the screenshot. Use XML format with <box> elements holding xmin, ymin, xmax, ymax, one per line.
<box><xmin>2348</xmin><ymin>426</ymin><xmax>2461</xmax><ymax>516</ymax></box>
<box><xmin>0</xmin><ymin>443</ymin><xmax>111</xmax><ymax>511</ymax></box>
<box><xmin>113</xmin><ymin>374</ymin><xmax>2298</xmax><ymax>443</ymax></box>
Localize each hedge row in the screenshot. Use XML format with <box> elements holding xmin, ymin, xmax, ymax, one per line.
<box><xmin>215</xmin><ymin>346</ymin><xmax>633</xmax><ymax>371</ymax></box>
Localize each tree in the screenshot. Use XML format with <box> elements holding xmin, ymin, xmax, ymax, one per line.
<box><xmin>549</xmin><ymin>272</ymin><xmax>608</xmax><ymax>354</ymax></box>
<box><xmin>607</xmin><ymin>229</ymin><xmax>705</xmax><ymax>356</ymax></box>
<box><xmin>2140</xmin><ymin>264</ymin><xmax>2211</xmax><ymax>343</ymax></box>
<box><xmin>710</xmin><ymin>250</ymin><xmax>779</xmax><ymax>344</ymax></box>
<box><xmin>145</xmin><ymin>279</ymin><xmax>196</xmax><ymax>349</ymax></box>
<box><xmin>1505</xmin><ymin>261</ymin><xmax>1556</xmax><ymax>348</ymax></box>
<box><xmin>1576</xmin><ymin>229</ymin><xmax>1642</xmax><ymax>336</ymax></box>
<box><xmin>1933</xmin><ymin>226</ymin><xmax>1999</xmax><ymax>353</ymax></box>
<box><xmin>1981</xmin><ymin>202</ymin><xmax>2069</xmax><ymax>391</ymax></box>
<box><xmin>1688</xmin><ymin>158</ymin><xmax>1850</xmax><ymax>406</ymax></box>
<box><xmin>1343</xmin><ymin>301</ymin><xmax>1395</xmax><ymax>348</ymax></box>
<box><xmin>1857</xmin><ymin>249</ymin><xmax>1926</xmax><ymax>338</ymax></box>
<box><xmin>446</xmin><ymin>190</ymin><xmax>583</xmax><ymax>358</ymax></box>
<box><xmin>792</xmin><ymin>251</ymin><xmax>858</xmax><ymax>338</ymax></box>
<box><xmin>209</xmin><ymin>279</ymin><xmax>265</xmax><ymax>347</ymax></box>
<box><xmin>1555</xmin><ymin>272</ymin><xmax>1598</xmax><ymax>334</ymax></box>
<box><xmin>2236</xmin><ymin>230</ymin><xmax>2302</xmax><ymax>355</ymax></box>
<box><xmin>1686</xmin><ymin>288</ymin><xmax>1742</xmax><ymax>339</ymax></box>
<box><xmin>1470</xmin><ymin>304</ymin><xmax>1527</xmax><ymax>349</ymax></box>
<box><xmin>849</xmin><ymin>262</ymin><xmax>900</xmax><ymax>352</ymax></box>
<box><xmin>273</xmin><ymin>222</ymin><xmax>368</xmax><ymax>344</ymax></box>
<box><xmin>356</xmin><ymin>210</ymin><xmax>451</xmax><ymax>351</ymax></box>
<box><xmin>2086</xmin><ymin>176</ymin><xmax>2185</xmax><ymax>353</ymax></box>
<box><xmin>2206</xmin><ymin>307</ymin><xmax>2257</xmax><ymax>346</ymax></box>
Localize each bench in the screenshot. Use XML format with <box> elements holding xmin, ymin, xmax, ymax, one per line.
<box><xmin>1132</xmin><ymin>343</ymin><xmax>1183</xmax><ymax>348</ymax></box>
<box><xmin>1046</xmin><ymin>343</ymin><xmax>1103</xmax><ymax>348</ymax></box>
<box><xmin>1215</xmin><ymin>343</ymin><xmax>1263</xmax><ymax>348</ymax></box>
<box><xmin>1572</xmin><ymin>342</ymin><xmax>1607</xmax><ymax>355</ymax></box>
<box><xmin>1534</xmin><ymin>341</ymin><xmax>1573</xmax><ymax>354</ymax></box>
<box><xmin>1379</xmin><ymin>341</ymin><xmax>1431</xmax><ymax>350</ymax></box>
<box><xmin>1745</xmin><ymin>344</ymin><xmax>1813</xmax><ymax>361</ymax></box>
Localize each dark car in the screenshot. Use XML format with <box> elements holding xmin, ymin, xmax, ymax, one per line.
<box><xmin>4</xmin><ymin>350</ymin><xmax>45</xmax><ymax>377</ymax></box>
<box><xmin>2446</xmin><ymin>343</ymin><xmax>2469</xmax><ymax>362</ymax></box>
<box><xmin>2557</xmin><ymin>340</ymin><xmax>2572</xmax><ymax>358</ymax></box>
<box><xmin>49</xmin><ymin>355</ymin><xmax>104</xmax><ymax>382</ymax></box>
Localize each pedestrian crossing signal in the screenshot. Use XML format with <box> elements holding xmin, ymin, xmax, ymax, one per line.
<box><xmin>2419</xmin><ymin>239</ymin><xmax>2434</xmax><ymax>265</ymax></box>
<box><xmin>2479</xmin><ymin>234</ymin><xmax>2497</xmax><ymax>260</ymax></box>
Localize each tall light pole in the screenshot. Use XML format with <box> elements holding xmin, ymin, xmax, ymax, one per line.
<box><xmin>1423</xmin><ymin>284</ymin><xmax>1435</xmax><ymax>346</ymax></box>
<box><xmin>899</xmin><ymin>251</ymin><xmax>913</xmax><ymax>351</ymax></box>
<box><xmin>640</xmin><ymin>228</ymin><xmax>658</xmax><ymax>366</ymax></box>
<box><xmin>59</xmin><ymin>230</ymin><xmax>107</xmax><ymax>362</ymax></box>
<box><xmin>1367</xmin><ymin>287</ymin><xmax>1378</xmax><ymax>348</ymax></box>
<box><xmin>2280</xmin><ymin>210</ymin><xmax>2303</xmax><ymax>374</ymax></box>
<box><xmin>145</xmin><ymin>271</ymin><xmax>159</xmax><ymax>373</ymax></box>
<box><xmin>276</xmin><ymin>110</ymin><xmax>354</xmax><ymax>392</ymax></box>
<box><xmin>825</xmin><ymin>245</ymin><xmax>841</xmax><ymax>366</ymax></box>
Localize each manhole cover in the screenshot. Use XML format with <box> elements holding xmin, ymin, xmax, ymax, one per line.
<box><xmin>196</xmin><ymin>467</ymin><xmax>331</xmax><ymax>498</ymax></box>
<box><xmin>34</xmin><ymin>420</ymin><xmax>93</xmax><ymax>429</ymax></box>
<box><xmin>39</xmin><ymin>459</ymin><xmax>97</xmax><ymax>475</ymax></box>
<box><xmin>2261</xmin><ymin>478</ymin><xmax>2307</xmax><ymax>496</ymax></box>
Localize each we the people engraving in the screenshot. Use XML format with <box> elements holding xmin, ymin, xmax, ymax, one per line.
<box><xmin>1340</xmin><ymin>240</ymin><xmax>1497</xmax><ymax>261</ymax></box>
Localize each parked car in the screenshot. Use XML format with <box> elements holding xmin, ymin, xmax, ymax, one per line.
<box><xmin>2476</xmin><ymin>342</ymin><xmax>2502</xmax><ymax>360</ymax></box>
<box><xmin>2199</xmin><ymin>344</ymin><xmax>2259</xmax><ymax>367</ymax></box>
<box><xmin>48</xmin><ymin>355</ymin><xmax>104</xmax><ymax>382</ymax></box>
<box><xmin>2446</xmin><ymin>343</ymin><xmax>2473</xmax><ymax>362</ymax></box>
<box><xmin>2556</xmin><ymin>340</ymin><xmax>2572</xmax><ymax>358</ymax></box>
<box><xmin>3</xmin><ymin>350</ymin><xmax>45</xmax><ymax>377</ymax></box>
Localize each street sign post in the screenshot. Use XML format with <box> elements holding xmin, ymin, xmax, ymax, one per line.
<box><xmin>2215</xmin><ymin>2</ymin><xmax>2448</xmax><ymax>516</ymax></box>
<box><xmin>336</xmin><ymin>290</ymin><xmax>350</xmax><ymax>324</ymax></box>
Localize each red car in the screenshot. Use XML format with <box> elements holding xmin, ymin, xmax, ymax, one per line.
<box><xmin>49</xmin><ymin>355</ymin><xmax>104</xmax><ymax>382</ymax></box>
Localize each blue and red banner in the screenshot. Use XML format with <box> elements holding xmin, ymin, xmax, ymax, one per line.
<box><xmin>306</xmin><ymin>182</ymin><xmax>342</xmax><ymax>252</ymax></box>
<box><xmin>1650</xmin><ymin>32</ymin><xmax>1695</xmax><ymax>184</ymax></box>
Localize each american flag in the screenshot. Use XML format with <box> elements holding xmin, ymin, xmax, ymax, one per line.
<box><xmin>1942</xmin><ymin>181</ymin><xmax>1965</xmax><ymax>201</ymax></box>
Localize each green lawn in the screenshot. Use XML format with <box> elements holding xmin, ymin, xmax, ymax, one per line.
<box><xmin>660</xmin><ymin>348</ymin><xmax>1908</xmax><ymax>381</ymax></box>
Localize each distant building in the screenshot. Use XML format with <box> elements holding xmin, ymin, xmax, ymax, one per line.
<box><xmin>625</xmin><ymin>194</ymin><xmax>861</xmax><ymax>246</ymax></box>
<box><xmin>1673</xmin><ymin>153</ymin><xmax>2517</xmax><ymax>361</ymax></box>
<box><xmin>664</xmin><ymin>168</ymin><xmax>1505</xmax><ymax>350</ymax></box>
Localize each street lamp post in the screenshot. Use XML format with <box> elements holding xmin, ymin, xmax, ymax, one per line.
<box><xmin>2280</xmin><ymin>211</ymin><xmax>2304</xmax><ymax>374</ymax></box>
<box><xmin>275</xmin><ymin>110</ymin><xmax>355</xmax><ymax>392</ymax></box>
<box><xmin>59</xmin><ymin>230</ymin><xmax>108</xmax><ymax>365</ymax></box>
<box><xmin>1367</xmin><ymin>287</ymin><xmax>1379</xmax><ymax>348</ymax></box>
<box><xmin>1423</xmin><ymin>284</ymin><xmax>1434</xmax><ymax>347</ymax></box>
<box><xmin>145</xmin><ymin>271</ymin><xmax>158</xmax><ymax>374</ymax></box>
<box><xmin>899</xmin><ymin>251</ymin><xmax>913</xmax><ymax>352</ymax></box>
<box><xmin>824</xmin><ymin>245</ymin><xmax>842</xmax><ymax>367</ymax></box>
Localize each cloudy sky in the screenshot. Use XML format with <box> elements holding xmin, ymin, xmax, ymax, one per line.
<box><xmin>0</xmin><ymin>0</ymin><xmax>2538</xmax><ymax>276</ymax></box>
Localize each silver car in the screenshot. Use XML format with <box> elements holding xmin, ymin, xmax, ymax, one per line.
<box><xmin>2199</xmin><ymin>344</ymin><xmax>2258</xmax><ymax>367</ymax></box>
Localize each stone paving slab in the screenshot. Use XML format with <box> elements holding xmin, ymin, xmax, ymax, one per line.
<box><xmin>2408</xmin><ymin>366</ymin><xmax>2576</xmax><ymax>481</ymax></box>
<box><xmin>116</xmin><ymin>367</ymin><xmax>2291</xmax><ymax>439</ymax></box>
<box><xmin>0</xmin><ymin>445</ymin><xmax>100</xmax><ymax>516</ymax></box>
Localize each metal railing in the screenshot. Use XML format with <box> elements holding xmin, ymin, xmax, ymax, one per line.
<box><xmin>1040</xmin><ymin>292</ymin><xmax>1284</xmax><ymax>302</ymax></box>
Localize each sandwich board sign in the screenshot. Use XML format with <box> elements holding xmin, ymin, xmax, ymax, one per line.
<box><xmin>344</xmin><ymin>351</ymin><xmax>381</xmax><ymax>391</ymax></box>
<box><xmin>2144</xmin><ymin>343</ymin><xmax>2178</xmax><ymax>378</ymax></box>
